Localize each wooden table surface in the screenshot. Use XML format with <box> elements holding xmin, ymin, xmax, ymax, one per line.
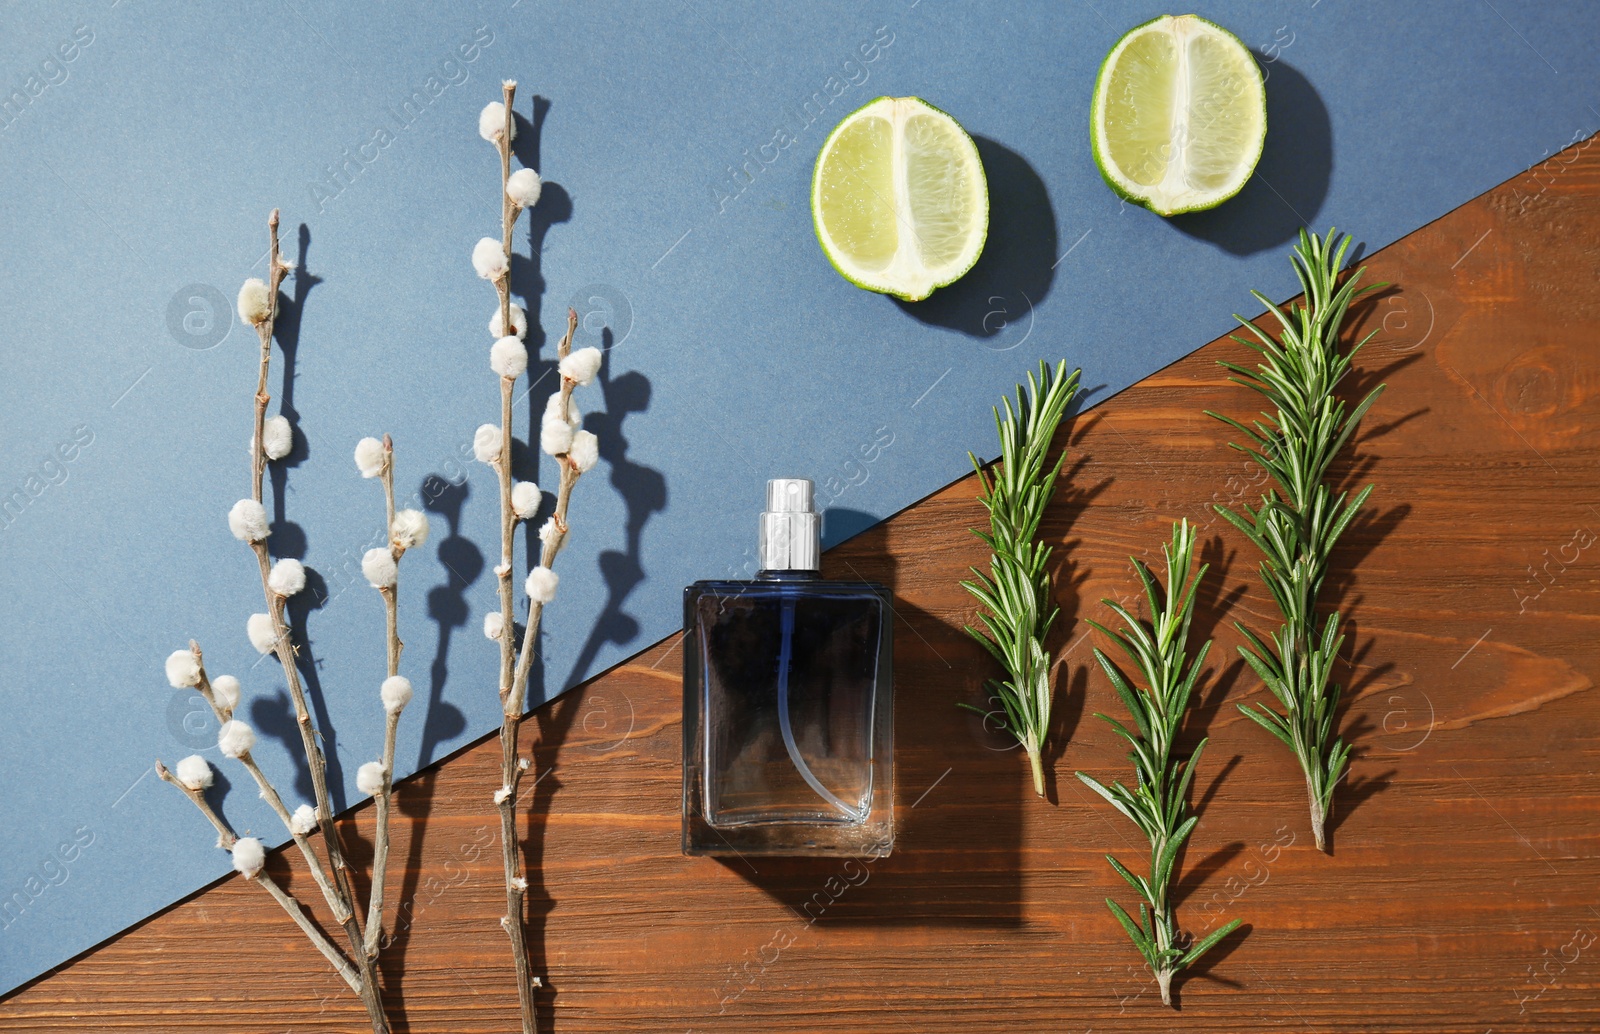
<box><xmin>6</xmin><ymin>137</ymin><xmax>1599</xmax><ymax>1033</ymax></box>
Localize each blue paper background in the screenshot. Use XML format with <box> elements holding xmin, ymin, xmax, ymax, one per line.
<box><xmin>1</xmin><ymin>0</ymin><xmax>1596</xmax><ymax>995</ymax></box>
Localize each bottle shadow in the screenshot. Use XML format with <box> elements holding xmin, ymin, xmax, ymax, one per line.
<box><xmin>1171</xmin><ymin>57</ymin><xmax>1331</xmax><ymax>255</ymax></box>
<box><xmin>711</xmin><ymin>537</ymin><xmax>1025</xmax><ymax>927</ymax></box>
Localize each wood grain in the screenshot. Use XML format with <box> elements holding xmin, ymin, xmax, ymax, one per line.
<box><xmin>6</xmin><ymin>136</ymin><xmax>1599</xmax><ymax>1033</ymax></box>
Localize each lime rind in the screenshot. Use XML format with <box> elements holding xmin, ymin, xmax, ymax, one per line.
<box><xmin>811</xmin><ymin>96</ymin><xmax>989</xmax><ymax>302</ymax></box>
<box><xmin>1090</xmin><ymin>14</ymin><xmax>1266</xmax><ymax>217</ymax></box>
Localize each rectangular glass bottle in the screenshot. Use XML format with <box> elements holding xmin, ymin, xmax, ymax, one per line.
<box><xmin>682</xmin><ymin>479</ymin><xmax>894</xmax><ymax>856</ymax></box>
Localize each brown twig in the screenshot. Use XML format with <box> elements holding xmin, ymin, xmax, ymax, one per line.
<box><xmin>365</xmin><ymin>435</ymin><xmax>403</xmax><ymax>956</ymax></box>
<box><xmin>480</xmin><ymin>80</ymin><xmax>596</xmax><ymax>1032</ymax></box>
<box><xmin>510</xmin><ymin>309</ymin><xmax>579</xmax><ymax>711</ymax></box>
<box><xmin>486</xmin><ymin>80</ymin><xmax>542</xmax><ymax>1034</ymax></box>
<box><xmin>156</xmin><ymin>761</ymin><xmax>361</xmax><ymax>992</ymax></box>
<box><xmin>188</xmin><ymin>642</ymin><xmax>344</xmax><ymax>917</ymax></box>
<box><xmin>242</xmin><ymin>212</ymin><xmax>390</xmax><ymax>1033</ymax></box>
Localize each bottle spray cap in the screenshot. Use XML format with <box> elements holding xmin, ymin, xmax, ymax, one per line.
<box><xmin>759</xmin><ymin>478</ymin><xmax>821</xmax><ymax>572</ymax></box>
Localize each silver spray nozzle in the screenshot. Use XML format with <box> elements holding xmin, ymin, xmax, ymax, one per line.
<box><xmin>759</xmin><ymin>477</ymin><xmax>821</xmax><ymax>572</ymax></box>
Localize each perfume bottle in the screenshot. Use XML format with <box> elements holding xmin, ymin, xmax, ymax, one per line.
<box><xmin>683</xmin><ymin>478</ymin><xmax>894</xmax><ymax>857</ymax></box>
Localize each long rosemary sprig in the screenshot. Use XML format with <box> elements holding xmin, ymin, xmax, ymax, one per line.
<box><xmin>1077</xmin><ymin>519</ymin><xmax>1241</xmax><ymax>1007</ymax></box>
<box><xmin>960</xmin><ymin>359</ymin><xmax>1080</xmax><ymax>797</ymax></box>
<box><xmin>1207</xmin><ymin>227</ymin><xmax>1386</xmax><ymax>852</ymax></box>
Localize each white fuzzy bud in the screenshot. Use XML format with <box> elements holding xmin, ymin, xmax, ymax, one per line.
<box><xmin>211</xmin><ymin>674</ymin><xmax>241</xmax><ymax>713</ymax></box>
<box><xmin>490</xmin><ymin>303</ymin><xmax>528</xmax><ymax>339</ymax></box>
<box><xmin>268</xmin><ymin>558</ymin><xmax>306</xmax><ymax>597</ymax></box>
<box><xmin>354</xmin><ymin>436</ymin><xmax>386</xmax><ymax>478</ymax></box>
<box><xmin>478</xmin><ymin>101</ymin><xmax>515</xmax><ymax>143</ymax></box>
<box><xmin>559</xmin><ymin>347</ymin><xmax>603</xmax><ymax>386</ymax></box>
<box><xmin>231</xmin><ymin>836</ymin><xmax>265</xmax><ymax>878</ymax></box>
<box><xmin>506</xmin><ymin>168</ymin><xmax>542</xmax><ymax>209</ymax></box>
<box><xmin>260</xmin><ymin>415</ymin><xmax>293</xmax><ymax>461</ymax></box>
<box><xmin>540</xmin><ymin>415</ymin><xmax>574</xmax><ymax>456</ymax></box>
<box><xmin>493</xmin><ymin>785</ymin><xmax>512</xmax><ymax>804</ymax></box>
<box><xmin>512</xmin><ymin>876</ymin><xmax>528</xmax><ymax>891</ymax></box>
<box><xmin>228</xmin><ymin>499</ymin><xmax>270</xmax><ymax>543</ymax></box>
<box><xmin>165</xmin><ymin>648</ymin><xmax>201</xmax><ymax>688</ymax></box>
<box><xmin>517</xmin><ymin>756</ymin><xmax>531</xmax><ymax>771</ymax></box>
<box><xmin>538</xmin><ymin>517</ymin><xmax>560</xmax><ymax>545</ymax></box>
<box><xmin>391</xmin><ymin>509</ymin><xmax>430</xmax><ymax>550</ymax></box>
<box><xmin>176</xmin><ymin>754</ymin><xmax>214</xmax><ymax>791</ymax></box>
<box><xmin>381</xmin><ymin>675</ymin><xmax>413</xmax><ymax>715</ymax></box>
<box><xmin>544</xmin><ymin>391</ymin><xmax>580</xmax><ymax>427</ymax></box>
<box><xmin>569</xmin><ymin>430</ymin><xmax>599</xmax><ymax>473</ymax></box>
<box><xmin>524</xmin><ymin>566</ymin><xmax>558</xmax><ymax>603</ymax></box>
<box><xmin>472</xmin><ymin>237</ymin><xmax>508</xmax><ymax>280</ymax></box>
<box><xmin>237</xmin><ymin>278</ymin><xmax>271</xmax><ymax>325</ymax></box>
<box><xmin>357</xmin><ymin>761</ymin><xmax>387</xmax><ymax>796</ymax></box>
<box><xmin>246</xmin><ymin>613</ymin><xmax>278</xmax><ymax>654</ymax></box>
<box><xmin>483</xmin><ymin>611</ymin><xmax>505</xmax><ymax>640</ymax></box>
<box><xmin>490</xmin><ymin>335</ymin><xmax>528</xmax><ymax>378</ymax></box>
<box><xmin>362</xmin><ymin>547</ymin><xmax>397</xmax><ymax>589</ymax></box>
<box><xmin>289</xmin><ymin>804</ymin><xmax>317</xmax><ymax>836</ymax></box>
<box><xmin>218</xmin><ymin>719</ymin><xmax>255</xmax><ymax>758</ymax></box>
<box><xmin>473</xmin><ymin>423</ymin><xmax>503</xmax><ymax>464</ymax></box>
<box><xmin>511</xmin><ymin>481</ymin><xmax>540</xmax><ymax>520</ymax></box>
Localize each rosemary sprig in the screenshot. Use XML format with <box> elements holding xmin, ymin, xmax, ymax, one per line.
<box><xmin>1077</xmin><ymin>519</ymin><xmax>1241</xmax><ymax>1007</ymax></box>
<box><xmin>1206</xmin><ymin>227</ymin><xmax>1385</xmax><ymax>852</ymax></box>
<box><xmin>960</xmin><ymin>359</ymin><xmax>1081</xmax><ymax>797</ymax></box>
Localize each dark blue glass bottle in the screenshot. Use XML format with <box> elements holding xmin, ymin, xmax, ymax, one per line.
<box><xmin>682</xmin><ymin>479</ymin><xmax>894</xmax><ymax>856</ymax></box>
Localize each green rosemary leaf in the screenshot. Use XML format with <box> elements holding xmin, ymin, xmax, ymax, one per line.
<box><xmin>960</xmin><ymin>360</ymin><xmax>1081</xmax><ymax>797</ymax></box>
<box><xmin>1237</xmin><ymin>704</ymin><xmax>1295</xmax><ymax>748</ymax></box>
<box><xmin>1180</xmin><ymin>918</ymin><xmax>1244</xmax><ymax>969</ymax></box>
<box><xmin>1107</xmin><ymin>898</ymin><xmax>1154</xmax><ymax>957</ymax></box>
<box><xmin>1080</xmin><ymin>520</ymin><xmax>1237</xmax><ymax>1007</ymax></box>
<box><xmin>1093</xmin><ymin>649</ymin><xmax>1154</xmax><ymax>741</ymax></box>
<box><xmin>1106</xmin><ymin>854</ymin><xmax>1154</xmax><ymax>904</ymax></box>
<box><xmin>1211</xmin><ymin>227</ymin><xmax>1385</xmax><ymax>853</ymax></box>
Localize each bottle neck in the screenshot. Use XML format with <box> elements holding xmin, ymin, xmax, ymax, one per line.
<box><xmin>757</xmin><ymin>569</ymin><xmax>818</xmax><ymax>582</ymax></box>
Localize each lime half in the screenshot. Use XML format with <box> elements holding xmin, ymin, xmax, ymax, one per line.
<box><xmin>1091</xmin><ymin>14</ymin><xmax>1266</xmax><ymax>216</ymax></box>
<box><xmin>812</xmin><ymin>96</ymin><xmax>988</xmax><ymax>302</ymax></box>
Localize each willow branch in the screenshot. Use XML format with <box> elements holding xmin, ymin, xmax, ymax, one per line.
<box><xmin>243</xmin><ymin>212</ymin><xmax>388</xmax><ymax>1032</ymax></box>
<box><xmin>190</xmin><ymin>642</ymin><xmax>343</xmax><ymax>919</ymax></box>
<box><xmin>156</xmin><ymin>761</ymin><xmax>360</xmax><ymax>993</ymax></box>
<box><xmin>510</xmin><ymin>309</ymin><xmax>579</xmax><ymax>716</ymax></box>
<box><xmin>483</xmin><ymin>79</ymin><xmax>542</xmax><ymax>1034</ymax></box>
<box><xmin>364</xmin><ymin>437</ymin><xmax>403</xmax><ymax>957</ymax></box>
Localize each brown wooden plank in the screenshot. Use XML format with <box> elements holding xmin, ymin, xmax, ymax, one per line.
<box><xmin>5</xmin><ymin>134</ymin><xmax>1598</xmax><ymax>1033</ymax></box>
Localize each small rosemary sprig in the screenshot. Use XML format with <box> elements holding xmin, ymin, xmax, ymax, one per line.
<box><xmin>1077</xmin><ymin>519</ymin><xmax>1241</xmax><ymax>1007</ymax></box>
<box><xmin>960</xmin><ymin>359</ymin><xmax>1081</xmax><ymax>797</ymax></box>
<box><xmin>1207</xmin><ymin>227</ymin><xmax>1385</xmax><ymax>852</ymax></box>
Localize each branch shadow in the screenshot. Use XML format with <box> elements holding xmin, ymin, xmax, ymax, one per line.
<box><xmin>417</xmin><ymin>477</ymin><xmax>477</xmax><ymax>768</ymax></box>
<box><xmin>527</xmin><ymin>689</ymin><xmax>585</xmax><ymax>1030</ymax></box>
<box><xmin>509</xmin><ymin>93</ymin><xmax>574</xmax><ymax>716</ymax></box>
<box><xmin>508</xmin><ymin>92</ymin><xmax>580</xmax><ymax>1034</ymax></box>
<box><xmin>561</xmin><ymin>337</ymin><xmax>667</xmax><ymax>689</ymax></box>
<box><xmin>248</xmin><ymin>224</ymin><xmax>348</xmax><ymax>809</ymax></box>
<box><xmin>1172</xmin><ymin>922</ymin><xmax>1253</xmax><ymax>1005</ymax></box>
<box><xmin>1035</xmin><ymin>435</ymin><xmax>1114</xmax><ymax>803</ymax></box>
